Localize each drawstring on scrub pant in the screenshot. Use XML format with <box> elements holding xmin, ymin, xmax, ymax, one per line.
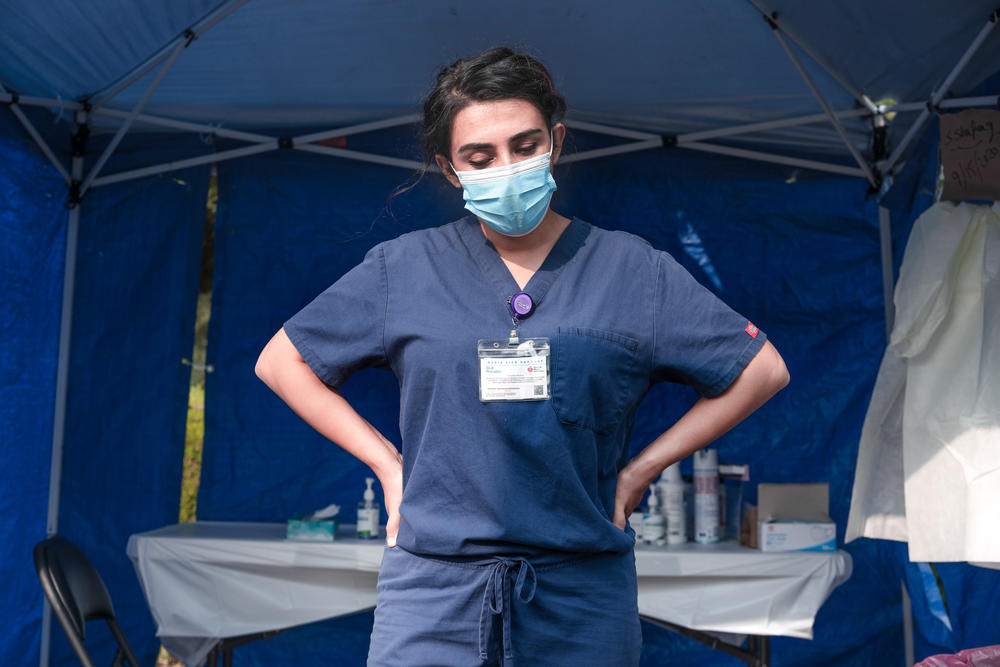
<box><xmin>478</xmin><ymin>557</ymin><xmax>537</xmax><ymax>664</ymax></box>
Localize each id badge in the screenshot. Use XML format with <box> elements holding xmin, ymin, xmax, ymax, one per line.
<box><xmin>477</xmin><ymin>337</ymin><xmax>550</xmax><ymax>402</ymax></box>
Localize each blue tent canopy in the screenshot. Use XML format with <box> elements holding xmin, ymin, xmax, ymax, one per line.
<box><xmin>3</xmin><ymin>1</ymin><xmax>1000</xmax><ymax>665</ymax></box>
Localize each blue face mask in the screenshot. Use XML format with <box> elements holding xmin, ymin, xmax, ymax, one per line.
<box><xmin>450</xmin><ymin>140</ymin><xmax>557</xmax><ymax>237</ymax></box>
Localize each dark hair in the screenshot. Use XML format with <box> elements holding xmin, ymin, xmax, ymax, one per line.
<box><xmin>422</xmin><ymin>47</ymin><xmax>567</xmax><ymax>164</ymax></box>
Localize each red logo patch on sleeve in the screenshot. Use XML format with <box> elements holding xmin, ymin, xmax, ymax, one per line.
<box><xmin>745</xmin><ymin>322</ymin><xmax>759</xmax><ymax>338</ymax></box>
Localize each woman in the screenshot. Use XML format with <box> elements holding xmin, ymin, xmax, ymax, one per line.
<box><xmin>256</xmin><ymin>47</ymin><xmax>789</xmax><ymax>667</ymax></box>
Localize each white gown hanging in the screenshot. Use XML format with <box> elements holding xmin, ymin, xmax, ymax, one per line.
<box><xmin>847</xmin><ymin>201</ymin><xmax>1000</xmax><ymax>563</ymax></box>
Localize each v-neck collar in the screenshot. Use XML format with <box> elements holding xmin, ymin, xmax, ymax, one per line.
<box><xmin>456</xmin><ymin>215</ymin><xmax>590</xmax><ymax>307</ymax></box>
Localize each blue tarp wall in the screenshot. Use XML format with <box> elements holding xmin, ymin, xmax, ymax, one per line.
<box><xmin>4</xmin><ymin>114</ymin><xmax>1000</xmax><ymax>666</ymax></box>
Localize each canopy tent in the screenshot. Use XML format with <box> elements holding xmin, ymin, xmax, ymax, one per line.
<box><xmin>4</xmin><ymin>1</ymin><xmax>1000</xmax><ymax>665</ymax></box>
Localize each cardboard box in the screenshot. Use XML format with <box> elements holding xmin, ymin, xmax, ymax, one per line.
<box><xmin>757</xmin><ymin>483</ymin><xmax>836</xmax><ymax>552</ymax></box>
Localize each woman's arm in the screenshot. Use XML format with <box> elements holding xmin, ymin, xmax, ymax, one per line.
<box><xmin>255</xmin><ymin>327</ymin><xmax>403</xmax><ymax>545</ymax></box>
<box><xmin>612</xmin><ymin>339</ymin><xmax>789</xmax><ymax>530</ymax></box>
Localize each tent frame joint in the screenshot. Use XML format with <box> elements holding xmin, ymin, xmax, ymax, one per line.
<box><xmin>278</xmin><ymin>136</ymin><xmax>294</xmax><ymax>149</ymax></box>
<box><xmin>5</xmin><ymin>91</ymin><xmax>19</xmax><ymax>106</ymax></box>
<box><xmin>184</xmin><ymin>28</ymin><xmax>197</xmax><ymax>46</ymax></box>
<box><xmin>661</xmin><ymin>135</ymin><xmax>678</xmax><ymax>148</ymax></box>
<box><xmin>763</xmin><ymin>11</ymin><xmax>778</xmax><ymax>31</ymax></box>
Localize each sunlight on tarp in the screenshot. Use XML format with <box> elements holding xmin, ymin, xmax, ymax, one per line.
<box><xmin>676</xmin><ymin>213</ymin><xmax>723</xmax><ymax>291</ymax></box>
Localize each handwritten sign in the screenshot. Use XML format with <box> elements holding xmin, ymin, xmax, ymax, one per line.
<box><xmin>940</xmin><ymin>109</ymin><xmax>1000</xmax><ymax>201</ymax></box>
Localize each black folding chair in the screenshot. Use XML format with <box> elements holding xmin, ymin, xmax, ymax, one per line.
<box><xmin>34</xmin><ymin>536</ymin><xmax>142</xmax><ymax>667</ymax></box>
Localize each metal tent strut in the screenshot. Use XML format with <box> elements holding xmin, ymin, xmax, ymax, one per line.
<box><xmin>79</xmin><ymin>36</ymin><xmax>191</xmax><ymax>197</ymax></box>
<box><xmin>761</xmin><ymin>11</ymin><xmax>878</xmax><ymax>187</ymax></box>
<box><xmin>884</xmin><ymin>9</ymin><xmax>1000</xmax><ymax>175</ymax></box>
<box><xmin>4</xmin><ymin>89</ymin><xmax>999</xmax><ymax>187</ymax></box>
<box><xmin>1</xmin><ymin>84</ymin><xmax>71</xmax><ymax>183</ymax></box>
<box><xmin>746</xmin><ymin>0</ymin><xmax>878</xmax><ymax>114</ymax></box>
<box><xmin>86</xmin><ymin>0</ymin><xmax>254</xmax><ymax>112</ymax></box>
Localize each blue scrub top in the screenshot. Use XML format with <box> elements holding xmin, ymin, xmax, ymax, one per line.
<box><xmin>284</xmin><ymin>216</ymin><xmax>766</xmax><ymax>560</ymax></box>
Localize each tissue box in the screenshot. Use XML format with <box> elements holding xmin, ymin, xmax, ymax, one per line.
<box><xmin>757</xmin><ymin>483</ymin><xmax>836</xmax><ymax>552</ymax></box>
<box><xmin>286</xmin><ymin>515</ymin><xmax>337</xmax><ymax>541</ymax></box>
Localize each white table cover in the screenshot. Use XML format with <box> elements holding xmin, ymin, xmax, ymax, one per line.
<box><xmin>128</xmin><ymin>522</ymin><xmax>852</xmax><ymax>666</ymax></box>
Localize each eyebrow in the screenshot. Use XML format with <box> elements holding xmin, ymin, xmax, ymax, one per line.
<box><xmin>457</xmin><ymin>128</ymin><xmax>545</xmax><ymax>154</ymax></box>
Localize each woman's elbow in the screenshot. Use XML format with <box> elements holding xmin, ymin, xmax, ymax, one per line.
<box><xmin>255</xmin><ymin>345</ymin><xmax>274</xmax><ymax>385</ymax></box>
<box><xmin>255</xmin><ymin>328</ymin><xmax>291</xmax><ymax>386</ymax></box>
<box><xmin>767</xmin><ymin>344</ymin><xmax>790</xmax><ymax>393</ymax></box>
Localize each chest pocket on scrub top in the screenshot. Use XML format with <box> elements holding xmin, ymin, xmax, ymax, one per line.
<box><xmin>550</xmin><ymin>327</ymin><xmax>641</xmax><ymax>436</ymax></box>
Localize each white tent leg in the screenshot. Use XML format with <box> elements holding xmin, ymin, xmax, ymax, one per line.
<box><xmin>39</xmin><ymin>109</ymin><xmax>88</xmax><ymax>667</ymax></box>
<box><xmin>878</xmin><ymin>206</ymin><xmax>895</xmax><ymax>339</ymax></box>
<box><xmin>884</xmin><ymin>10</ymin><xmax>999</xmax><ymax>175</ymax></box>
<box><xmin>81</xmin><ymin>37</ymin><xmax>190</xmax><ymax>195</ymax></box>
<box><xmin>88</xmin><ymin>0</ymin><xmax>253</xmax><ymax>110</ymax></box>
<box><xmin>765</xmin><ymin>18</ymin><xmax>878</xmax><ymax>187</ymax></box>
<box><xmin>902</xmin><ymin>581</ymin><xmax>914</xmax><ymax>667</ymax></box>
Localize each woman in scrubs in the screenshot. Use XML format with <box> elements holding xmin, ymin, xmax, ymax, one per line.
<box><xmin>256</xmin><ymin>47</ymin><xmax>789</xmax><ymax>666</ymax></box>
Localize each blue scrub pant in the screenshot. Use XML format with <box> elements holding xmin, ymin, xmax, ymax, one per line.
<box><xmin>367</xmin><ymin>545</ymin><xmax>642</xmax><ymax>666</ymax></box>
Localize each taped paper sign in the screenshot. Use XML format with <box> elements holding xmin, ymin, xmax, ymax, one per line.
<box><xmin>939</xmin><ymin>109</ymin><xmax>1000</xmax><ymax>202</ymax></box>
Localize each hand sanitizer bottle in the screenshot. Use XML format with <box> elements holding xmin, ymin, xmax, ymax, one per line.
<box><xmin>356</xmin><ymin>477</ymin><xmax>380</xmax><ymax>540</ymax></box>
<box><xmin>658</xmin><ymin>463</ymin><xmax>687</xmax><ymax>545</ymax></box>
<box><xmin>642</xmin><ymin>486</ymin><xmax>666</xmax><ymax>546</ymax></box>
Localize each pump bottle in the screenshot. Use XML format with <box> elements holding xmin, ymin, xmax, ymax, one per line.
<box><xmin>356</xmin><ymin>477</ymin><xmax>380</xmax><ymax>540</ymax></box>
<box><xmin>642</xmin><ymin>486</ymin><xmax>666</xmax><ymax>546</ymax></box>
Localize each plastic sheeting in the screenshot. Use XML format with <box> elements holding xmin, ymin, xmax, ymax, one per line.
<box><xmin>41</xmin><ymin>132</ymin><xmax>212</xmax><ymax>667</ymax></box>
<box><xmin>0</xmin><ymin>111</ymin><xmax>69</xmax><ymax>667</ymax></box>
<box><xmin>198</xmin><ymin>137</ymin><xmax>904</xmax><ymax>665</ymax></box>
<box><xmin>127</xmin><ymin>523</ymin><xmax>850</xmax><ymax>667</ymax></box>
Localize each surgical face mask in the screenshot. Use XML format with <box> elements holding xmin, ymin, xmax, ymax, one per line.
<box><xmin>450</xmin><ymin>139</ymin><xmax>557</xmax><ymax>237</ymax></box>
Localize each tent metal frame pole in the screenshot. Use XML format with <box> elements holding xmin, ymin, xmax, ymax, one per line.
<box><xmin>677</xmin><ymin>108</ymin><xmax>870</xmax><ymax>143</ymax></box>
<box><xmin>564</xmin><ymin>119</ymin><xmax>660</xmax><ymax>141</ymax></box>
<box><xmin>294</xmin><ymin>114</ymin><xmax>423</xmax><ymax>143</ymax></box>
<box><xmin>87</xmin><ymin>0</ymin><xmax>253</xmax><ymax>111</ymax></box>
<box><xmin>765</xmin><ymin>17</ymin><xmax>878</xmax><ymax>187</ymax></box>
<box><xmin>40</xmin><ymin>108</ymin><xmax>88</xmax><ymax>667</ymax></box>
<box><xmin>294</xmin><ymin>143</ymin><xmax>426</xmax><ymax>171</ymax></box>
<box><xmin>558</xmin><ymin>139</ymin><xmax>663</xmax><ymax>164</ymax></box>
<box><xmin>81</xmin><ymin>38</ymin><xmax>190</xmax><ymax>196</ymax></box>
<box><xmin>92</xmin><ymin>142</ymin><xmax>278</xmax><ymax>187</ymax></box>
<box><xmin>1</xmin><ymin>84</ymin><xmax>71</xmax><ymax>183</ymax></box>
<box><xmin>884</xmin><ymin>10</ymin><xmax>999</xmax><ymax>175</ymax></box>
<box><xmin>878</xmin><ymin>206</ymin><xmax>895</xmax><ymax>339</ymax></box>
<box><xmin>97</xmin><ymin>108</ymin><xmax>273</xmax><ymax>143</ymax></box>
<box><xmin>681</xmin><ymin>141</ymin><xmax>865</xmax><ymax>178</ymax></box>
<box><xmin>746</xmin><ymin>0</ymin><xmax>877</xmax><ymax>113</ymax></box>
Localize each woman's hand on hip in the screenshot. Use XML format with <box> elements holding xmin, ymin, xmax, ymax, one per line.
<box><xmin>612</xmin><ymin>464</ymin><xmax>649</xmax><ymax>531</ymax></box>
<box><xmin>379</xmin><ymin>462</ymin><xmax>403</xmax><ymax>547</ymax></box>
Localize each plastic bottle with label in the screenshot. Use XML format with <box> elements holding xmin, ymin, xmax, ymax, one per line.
<box><xmin>356</xmin><ymin>477</ymin><xmax>380</xmax><ymax>540</ymax></box>
<box><xmin>642</xmin><ymin>485</ymin><xmax>666</xmax><ymax>546</ymax></box>
<box><xmin>694</xmin><ymin>448</ymin><xmax>720</xmax><ymax>543</ymax></box>
<box><xmin>658</xmin><ymin>463</ymin><xmax>687</xmax><ymax>545</ymax></box>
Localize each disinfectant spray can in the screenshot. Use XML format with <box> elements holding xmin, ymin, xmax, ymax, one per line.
<box><xmin>694</xmin><ymin>449</ymin><xmax>719</xmax><ymax>543</ymax></box>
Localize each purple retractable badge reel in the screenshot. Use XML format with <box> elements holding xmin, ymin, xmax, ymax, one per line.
<box><xmin>509</xmin><ymin>292</ymin><xmax>534</xmax><ymax>323</ymax></box>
